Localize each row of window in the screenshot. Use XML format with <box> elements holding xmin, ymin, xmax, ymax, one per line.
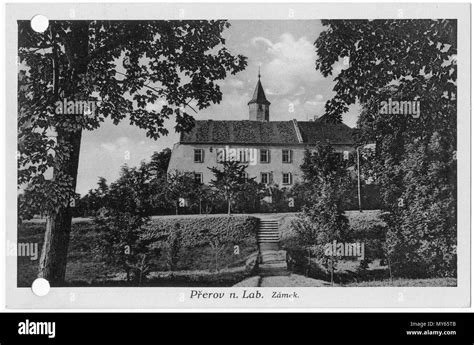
<box><xmin>193</xmin><ymin>172</ymin><xmax>293</xmax><ymax>185</ymax></box>
<box><xmin>193</xmin><ymin>148</ymin><xmax>293</xmax><ymax>164</ymax></box>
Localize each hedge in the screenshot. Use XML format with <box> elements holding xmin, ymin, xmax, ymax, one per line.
<box><xmin>142</xmin><ymin>215</ymin><xmax>259</xmax><ymax>272</ymax></box>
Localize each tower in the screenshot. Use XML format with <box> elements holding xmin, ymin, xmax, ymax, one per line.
<box><xmin>248</xmin><ymin>69</ymin><xmax>270</xmax><ymax>121</ymax></box>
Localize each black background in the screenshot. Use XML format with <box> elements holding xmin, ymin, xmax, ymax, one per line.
<box><xmin>0</xmin><ymin>313</ymin><xmax>473</xmax><ymax>345</ymax></box>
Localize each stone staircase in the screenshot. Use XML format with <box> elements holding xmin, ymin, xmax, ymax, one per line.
<box><xmin>257</xmin><ymin>218</ymin><xmax>290</xmax><ymax>276</ymax></box>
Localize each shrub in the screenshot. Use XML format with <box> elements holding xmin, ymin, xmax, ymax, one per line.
<box><xmin>94</xmin><ymin>210</ymin><xmax>157</xmax><ymax>284</ymax></box>
<box><xmin>142</xmin><ymin>215</ymin><xmax>259</xmax><ymax>272</ymax></box>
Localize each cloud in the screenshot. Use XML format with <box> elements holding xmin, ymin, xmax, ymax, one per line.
<box><xmin>251</xmin><ymin>33</ymin><xmax>322</xmax><ymax>96</ymax></box>
<box><xmin>227</xmin><ymin>79</ymin><xmax>245</xmax><ymax>89</ymax></box>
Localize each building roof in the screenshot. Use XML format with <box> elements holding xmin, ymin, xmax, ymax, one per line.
<box><xmin>297</xmin><ymin>118</ymin><xmax>355</xmax><ymax>145</ymax></box>
<box><xmin>180</xmin><ymin>120</ymin><xmax>300</xmax><ymax>145</ymax></box>
<box><xmin>180</xmin><ymin>119</ymin><xmax>355</xmax><ymax>145</ymax></box>
<box><xmin>248</xmin><ymin>78</ymin><xmax>270</xmax><ymax>105</ymax></box>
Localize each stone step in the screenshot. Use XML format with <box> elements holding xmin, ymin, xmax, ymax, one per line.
<box><xmin>259</xmin><ymin>262</ymin><xmax>290</xmax><ymax>277</ymax></box>
<box><xmin>260</xmin><ymin>250</ymin><xmax>286</xmax><ymax>263</ymax></box>
<box><xmin>259</xmin><ymin>243</ymin><xmax>279</xmax><ymax>251</ymax></box>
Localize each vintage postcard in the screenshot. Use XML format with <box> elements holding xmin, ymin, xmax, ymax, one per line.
<box><xmin>5</xmin><ymin>2</ymin><xmax>470</xmax><ymax>308</ymax></box>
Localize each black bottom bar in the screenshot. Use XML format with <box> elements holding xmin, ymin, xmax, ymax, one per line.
<box><xmin>0</xmin><ymin>313</ymin><xmax>473</xmax><ymax>345</ymax></box>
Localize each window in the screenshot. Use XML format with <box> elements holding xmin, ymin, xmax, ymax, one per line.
<box><xmin>282</xmin><ymin>149</ymin><xmax>292</xmax><ymax>163</ymax></box>
<box><xmin>241</xmin><ymin>171</ymin><xmax>249</xmax><ymax>182</ymax></box>
<box><xmin>239</xmin><ymin>149</ymin><xmax>247</xmax><ymax>163</ymax></box>
<box><xmin>261</xmin><ymin>172</ymin><xmax>272</xmax><ymax>184</ymax></box>
<box><xmin>282</xmin><ymin>172</ymin><xmax>293</xmax><ymax>185</ymax></box>
<box><xmin>194</xmin><ymin>172</ymin><xmax>203</xmax><ymax>184</ymax></box>
<box><xmin>194</xmin><ymin>149</ymin><xmax>204</xmax><ymax>163</ymax></box>
<box><xmin>260</xmin><ymin>149</ymin><xmax>270</xmax><ymax>163</ymax></box>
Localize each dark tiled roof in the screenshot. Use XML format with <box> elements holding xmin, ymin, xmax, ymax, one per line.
<box><xmin>180</xmin><ymin>120</ymin><xmax>299</xmax><ymax>144</ymax></box>
<box><xmin>248</xmin><ymin>79</ymin><xmax>270</xmax><ymax>105</ymax></box>
<box><xmin>180</xmin><ymin>119</ymin><xmax>355</xmax><ymax>145</ymax></box>
<box><xmin>297</xmin><ymin>119</ymin><xmax>355</xmax><ymax>145</ymax></box>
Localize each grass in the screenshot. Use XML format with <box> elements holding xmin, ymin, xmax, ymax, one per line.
<box><xmin>17</xmin><ymin>216</ymin><xmax>258</xmax><ymax>287</ymax></box>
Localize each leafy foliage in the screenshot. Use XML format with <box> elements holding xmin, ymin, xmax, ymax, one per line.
<box><xmin>18</xmin><ymin>19</ymin><xmax>247</xmax><ymax>217</ymax></box>
<box><xmin>209</xmin><ymin>161</ymin><xmax>252</xmax><ymax>215</ymax></box>
<box><xmin>291</xmin><ymin>144</ymin><xmax>352</xmax><ymax>283</ymax></box>
<box><xmin>95</xmin><ymin>210</ymin><xmax>155</xmax><ymax>283</ymax></box>
<box><xmin>315</xmin><ymin>20</ymin><xmax>457</xmax><ymax>277</ymax></box>
<box><xmin>315</xmin><ymin>19</ymin><xmax>456</xmax><ymax>123</ymax></box>
<box><xmin>165</xmin><ymin>170</ymin><xmax>200</xmax><ymax>215</ymax></box>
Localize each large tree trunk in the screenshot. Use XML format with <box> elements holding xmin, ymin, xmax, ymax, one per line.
<box><xmin>39</xmin><ymin>128</ymin><xmax>83</xmax><ymax>286</ymax></box>
<box><xmin>38</xmin><ymin>22</ymin><xmax>89</xmax><ymax>286</ymax></box>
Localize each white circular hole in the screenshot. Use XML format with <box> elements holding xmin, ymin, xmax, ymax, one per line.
<box><xmin>31</xmin><ymin>278</ymin><xmax>50</xmax><ymax>297</ymax></box>
<box><xmin>30</xmin><ymin>15</ymin><xmax>49</xmax><ymax>33</ymax></box>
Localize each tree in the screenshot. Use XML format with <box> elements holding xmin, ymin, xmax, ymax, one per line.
<box><xmin>233</xmin><ymin>179</ymin><xmax>265</xmax><ymax>213</ymax></box>
<box><xmin>107</xmin><ymin>163</ymin><xmax>155</xmax><ymax>216</ymax></box>
<box><xmin>209</xmin><ymin>161</ymin><xmax>250</xmax><ymax>215</ymax></box>
<box><xmin>18</xmin><ymin>20</ymin><xmax>247</xmax><ymax>285</ymax></box>
<box><xmin>293</xmin><ymin>144</ymin><xmax>352</xmax><ymax>284</ymax></box>
<box><xmin>94</xmin><ymin>161</ymin><xmax>158</xmax><ymax>283</ymax></box>
<box><xmin>315</xmin><ymin>20</ymin><xmax>456</xmax><ymax>123</ymax></box>
<box><xmin>147</xmin><ymin>148</ymin><xmax>172</xmax><ymax>178</ymax></box>
<box><xmin>165</xmin><ymin>170</ymin><xmax>198</xmax><ymax>215</ymax></box>
<box><xmin>314</xmin><ymin>20</ymin><xmax>457</xmax><ymax>277</ymax></box>
<box><xmin>193</xmin><ymin>183</ymin><xmax>213</xmax><ymax>214</ymax></box>
<box><xmin>76</xmin><ymin>177</ymin><xmax>109</xmax><ymax>217</ymax></box>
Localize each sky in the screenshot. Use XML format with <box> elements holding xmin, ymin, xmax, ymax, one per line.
<box><xmin>75</xmin><ymin>20</ymin><xmax>361</xmax><ymax>196</ymax></box>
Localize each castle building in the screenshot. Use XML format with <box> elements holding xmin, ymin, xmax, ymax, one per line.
<box><xmin>167</xmin><ymin>74</ymin><xmax>355</xmax><ymax>187</ymax></box>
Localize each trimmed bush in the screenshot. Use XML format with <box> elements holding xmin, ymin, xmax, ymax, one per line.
<box><xmin>142</xmin><ymin>215</ymin><xmax>259</xmax><ymax>272</ymax></box>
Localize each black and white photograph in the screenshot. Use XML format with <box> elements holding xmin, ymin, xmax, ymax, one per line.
<box><xmin>5</xmin><ymin>2</ymin><xmax>470</xmax><ymax>309</ymax></box>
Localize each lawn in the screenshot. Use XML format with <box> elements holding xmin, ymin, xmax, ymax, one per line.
<box><xmin>17</xmin><ymin>215</ymin><xmax>259</xmax><ymax>287</ymax></box>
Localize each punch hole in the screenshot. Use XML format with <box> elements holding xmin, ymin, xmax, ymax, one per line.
<box><xmin>31</xmin><ymin>278</ymin><xmax>50</xmax><ymax>296</ymax></box>
<box><xmin>30</xmin><ymin>15</ymin><xmax>49</xmax><ymax>33</ymax></box>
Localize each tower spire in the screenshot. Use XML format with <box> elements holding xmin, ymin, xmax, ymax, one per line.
<box><xmin>248</xmin><ymin>69</ymin><xmax>270</xmax><ymax>121</ymax></box>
